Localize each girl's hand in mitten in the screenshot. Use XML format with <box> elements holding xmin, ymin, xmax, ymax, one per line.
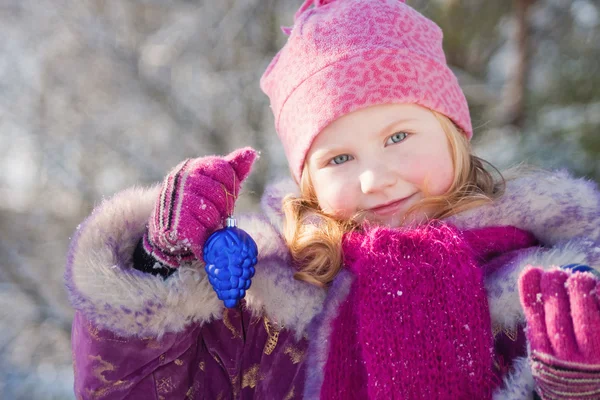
<box><xmin>519</xmin><ymin>267</ymin><xmax>600</xmax><ymax>400</ymax></box>
<box><xmin>142</xmin><ymin>147</ymin><xmax>258</xmax><ymax>268</ymax></box>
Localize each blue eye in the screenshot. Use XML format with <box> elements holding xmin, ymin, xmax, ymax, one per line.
<box><xmin>330</xmin><ymin>154</ymin><xmax>353</xmax><ymax>165</ymax></box>
<box><xmin>386</xmin><ymin>132</ymin><xmax>408</xmax><ymax>145</ymax></box>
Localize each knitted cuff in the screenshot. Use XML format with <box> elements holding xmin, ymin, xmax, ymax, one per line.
<box><xmin>141</xmin><ymin>229</ymin><xmax>196</xmax><ymax>269</ymax></box>
<box><xmin>531</xmin><ymin>352</ymin><xmax>600</xmax><ymax>399</ymax></box>
<box><xmin>133</xmin><ymin>237</ymin><xmax>176</xmax><ymax>279</ymax></box>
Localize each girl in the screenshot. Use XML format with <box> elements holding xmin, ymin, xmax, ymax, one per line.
<box><xmin>66</xmin><ymin>0</ymin><xmax>600</xmax><ymax>399</ymax></box>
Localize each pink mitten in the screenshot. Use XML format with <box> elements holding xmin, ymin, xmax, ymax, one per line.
<box><xmin>519</xmin><ymin>267</ymin><xmax>600</xmax><ymax>399</ymax></box>
<box><xmin>143</xmin><ymin>147</ymin><xmax>258</xmax><ymax>268</ymax></box>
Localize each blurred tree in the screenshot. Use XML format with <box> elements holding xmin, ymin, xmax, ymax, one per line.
<box><xmin>0</xmin><ymin>0</ymin><xmax>598</xmax><ymax>398</ymax></box>
<box><xmin>411</xmin><ymin>0</ymin><xmax>600</xmax><ymax>178</ymax></box>
<box><xmin>502</xmin><ymin>0</ymin><xmax>537</xmax><ymax>128</ymax></box>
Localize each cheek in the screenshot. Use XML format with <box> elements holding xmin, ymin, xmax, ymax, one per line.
<box><xmin>433</xmin><ymin>164</ymin><xmax>454</xmax><ymax>194</ymax></box>
<box><xmin>314</xmin><ymin>174</ymin><xmax>357</xmax><ymax>217</ymax></box>
<box><xmin>404</xmin><ymin>152</ymin><xmax>454</xmax><ymax>195</ymax></box>
<box><xmin>428</xmin><ymin>151</ymin><xmax>454</xmax><ymax>195</ymax></box>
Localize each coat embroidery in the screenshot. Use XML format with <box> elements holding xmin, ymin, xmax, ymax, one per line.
<box><xmin>156</xmin><ymin>376</ymin><xmax>175</xmax><ymax>394</ymax></box>
<box><xmin>263</xmin><ymin>316</ymin><xmax>283</xmax><ymax>355</ymax></box>
<box><xmin>493</xmin><ymin>324</ymin><xmax>518</xmax><ymax>341</ymax></box>
<box><xmin>87</xmin><ymin>354</ymin><xmax>135</xmax><ymax>399</ymax></box>
<box><xmin>242</xmin><ymin>364</ymin><xmax>265</xmax><ymax>389</ymax></box>
<box><xmin>222</xmin><ymin>308</ymin><xmax>242</xmax><ymax>339</ymax></box>
<box><xmin>283</xmin><ymin>385</ymin><xmax>296</xmax><ymax>400</ymax></box>
<box><xmin>284</xmin><ymin>344</ymin><xmax>306</xmax><ymax>364</ymax></box>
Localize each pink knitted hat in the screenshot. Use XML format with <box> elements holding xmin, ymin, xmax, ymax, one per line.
<box><xmin>260</xmin><ymin>0</ymin><xmax>472</xmax><ymax>182</ymax></box>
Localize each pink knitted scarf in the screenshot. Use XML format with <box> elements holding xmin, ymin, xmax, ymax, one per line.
<box><xmin>320</xmin><ymin>223</ymin><xmax>536</xmax><ymax>399</ymax></box>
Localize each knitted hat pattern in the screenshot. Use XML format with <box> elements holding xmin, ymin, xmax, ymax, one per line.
<box><xmin>260</xmin><ymin>0</ymin><xmax>472</xmax><ymax>182</ymax></box>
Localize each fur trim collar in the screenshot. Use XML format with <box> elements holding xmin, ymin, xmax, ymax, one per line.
<box><xmin>447</xmin><ymin>169</ymin><xmax>600</xmax><ymax>251</ymax></box>
<box><xmin>448</xmin><ymin>169</ymin><xmax>600</xmax><ymax>329</ymax></box>
<box><xmin>65</xmin><ymin>186</ymin><xmax>223</xmax><ymax>338</ymax></box>
<box><xmin>66</xmin><ymin>169</ymin><xmax>599</xmax><ymax>340</ymax></box>
<box><xmin>65</xmin><ymin>186</ymin><xmax>325</xmax><ymax>338</ymax></box>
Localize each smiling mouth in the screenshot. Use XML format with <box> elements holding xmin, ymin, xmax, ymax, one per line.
<box><xmin>368</xmin><ymin>196</ymin><xmax>414</xmax><ymax>216</ymax></box>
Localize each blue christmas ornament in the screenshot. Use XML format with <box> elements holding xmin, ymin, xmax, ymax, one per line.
<box><xmin>561</xmin><ymin>263</ymin><xmax>600</xmax><ymax>278</ymax></box>
<box><xmin>203</xmin><ymin>217</ymin><xmax>258</xmax><ymax>308</ymax></box>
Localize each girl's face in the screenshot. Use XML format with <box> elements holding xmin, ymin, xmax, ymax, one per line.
<box><xmin>306</xmin><ymin>104</ymin><xmax>454</xmax><ymax>227</ymax></box>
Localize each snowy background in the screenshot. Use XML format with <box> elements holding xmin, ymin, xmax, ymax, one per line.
<box><xmin>0</xmin><ymin>0</ymin><xmax>598</xmax><ymax>398</ymax></box>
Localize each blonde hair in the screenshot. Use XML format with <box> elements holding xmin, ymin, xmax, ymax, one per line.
<box><xmin>281</xmin><ymin>111</ymin><xmax>504</xmax><ymax>287</ymax></box>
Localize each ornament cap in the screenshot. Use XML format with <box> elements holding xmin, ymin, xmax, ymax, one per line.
<box><xmin>225</xmin><ymin>217</ymin><xmax>237</xmax><ymax>228</ymax></box>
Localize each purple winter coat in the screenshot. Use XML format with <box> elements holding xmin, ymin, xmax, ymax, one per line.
<box><xmin>65</xmin><ymin>170</ymin><xmax>600</xmax><ymax>399</ymax></box>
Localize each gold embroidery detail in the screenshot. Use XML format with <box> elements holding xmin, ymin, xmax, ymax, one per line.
<box><xmin>263</xmin><ymin>316</ymin><xmax>282</xmax><ymax>355</ymax></box>
<box><xmin>223</xmin><ymin>308</ymin><xmax>242</xmax><ymax>339</ymax></box>
<box><xmin>159</xmin><ymin>354</ymin><xmax>166</xmax><ymax>363</ymax></box>
<box><xmin>186</xmin><ymin>385</ymin><xmax>195</xmax><ymax>399</ymax></box>
<box><xmin>174</xmin><ymin>359</ymin><xmax>184</xmax><ymax>366</ymax></box>
<box><xmin>231</xmin><ymin>374</ymin><xmax>241</xmax><ymax>398</ymax></box>
<box><xmin>492</xmin><ymin>324</ymin><xmax>519</xmax><ymax>341</ymax></box>
<box><xmin>199</xmin><ymin>361</ymin><xmax>206</xmax><ymax>371</ymax></box>
<box><xmin>284</xmin><ymin>345</ymin><xmax>306</xmax><ymax>364</ymax></box>
<box><xmin>85</xmin><ymin>355</ymin><xmax>134</xmax><ymax>399</ymax></box>
<box><xmin>211</xmin><ymin>351</ymin><xmax>225</xmax><ymax>369</ymax></box>
<box><xmin>157</xmin><ymin>376</ymin><xmax>175</xmax><ymax>394</ymax></box>
<box><xmin>216</xmin><ymin>392</ymin><xmax>225</xmax><ymax>400</ymax></box>
<box><xmin>242</xmin><ymin>364</ymin><xmax>265</xmax><ymax>389</ymax></box>
<box><xmin>86</xmin><ymin>320</ymin><xmax>126</xmax><ymax>343</ymax></box>
<box><xmin>492</xmin><ymin>324</ymin><xmax>501</xmax><ymax>337</ymax></box>
<box><xmin>504</xmin><ymin>326</ymin><xmax>518</xmax><ymax>341</ymax></box>
<box><xmin>89</xmin><ymin>355</ymin><xmax>115</xmax><ymax>384</ymax></box>
<box><xmin>146</xmin><ymin>338</ymin><xmax>161</xmax><ymax>349</ymax></box>
<box><xmin>284</xmin><ymin>385</ymin><xmax>295</xmax><ymax>400</ymax></box>
<box><xmin>87</xmin><ymin>322</ymin><xmax>101</xmax><ymax>341</ymax></box>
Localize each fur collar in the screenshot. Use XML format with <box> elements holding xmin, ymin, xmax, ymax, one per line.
<box><xmin>65</xmin><ymin>185</ymin><xmax>325</xmax><ymax>339</ymax></box>
<box><xmin>448</xmin><ymin>169</ymin><xmax>600</xmax><ymax>329</ymax></box>
<box><xmin>66</xmin><ymin>169</ymin><xmax>599</xmax><ymax>340</ymax></box>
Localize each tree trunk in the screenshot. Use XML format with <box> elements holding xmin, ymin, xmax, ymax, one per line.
<box><xmin>503</xmin><ymin>0</ymin><xmax>536</xmax><ymax>128</ymax></box>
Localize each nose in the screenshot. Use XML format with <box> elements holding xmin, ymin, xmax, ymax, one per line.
<box><xmin>360</xmin><ymin>164</ymin><xmax>397</xmax><ymax>194</ymax></box>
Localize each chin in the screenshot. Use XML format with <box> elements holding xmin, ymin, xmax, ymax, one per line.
<box><xmin>401</xmin><ymin>212</ymin><xmax>428</xmax><ymax>227</ymax></box>
<box><xmin>364</xmin><ymin>215</ymin><xmax>405</xmax><ymax>228</ymax></box>
<box><xmin>366</xmin><ymin>212</ymin><xmax>427</xmax><ymax>228</ymax></box>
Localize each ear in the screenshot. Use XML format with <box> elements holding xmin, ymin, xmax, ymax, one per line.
<box><xmin>225</xmin><ymin>147</ymin><xmax>259</xmax><ymax>182</ymax></box>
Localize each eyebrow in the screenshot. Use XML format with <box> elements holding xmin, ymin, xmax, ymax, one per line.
<box><xmin>378</xmin><ymin>117</ymin><xmax>416</xmax><ymax>136</ymax></box>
